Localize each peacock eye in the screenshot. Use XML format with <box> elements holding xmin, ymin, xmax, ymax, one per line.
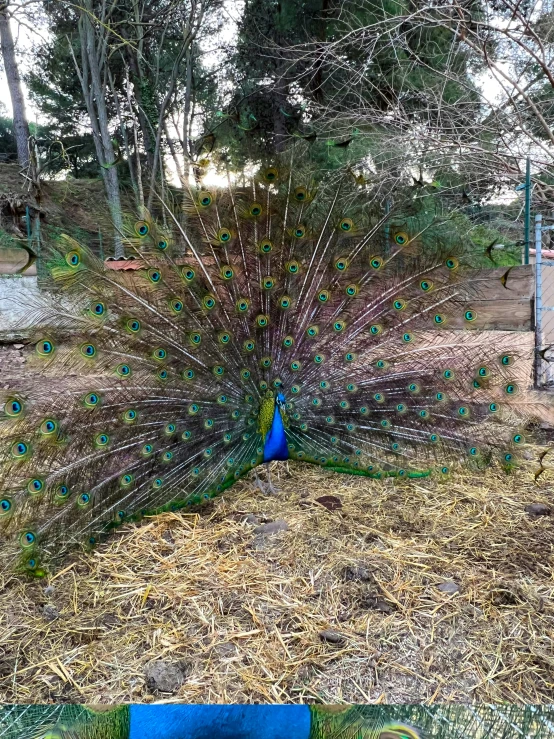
<box><xmin>84</xmin><ymin>392</ymin><xmax>100</xmax><ymax>407</ymax></box>
<box><xmin>135</xmin><ymin>220</ymin><xmax>150</xmax><ymax>236</ymax></box>
<box><xmin>339</xmin><ymin>218</ymin><xmax>353</xmax><ymax>232</ymax></box>
<box><xmin>259</xmin><ymin>239</ymin><xmax>273</xmax><ymax>253</ymax></box>
<box><xmin>0</xmin><ymin>498</ymin><xmax>12</xmax><ymax>514</ymax></box>
<box><xmin>394</xmin><ymin>231</ymin><xmax>409</xmax><ymax>245</ymax></box>
<box><xmin>80</xmin><ymin>343</ymin><xmax>97</xmax><ymax>358</ymax></box>
<box><xmin>148</xmin><ymin>269</ymin><xmax>161</xmax><ymax>283</ymax></box>
<box><xmin>334</xmin><ymin>257</ymin><xmax>349</xmax><ymax>271</ymax></box>
<box><xmin>5</xmin><ymin>398</ymin><xmax>23</xmax><ymax>417</ymax></box>
<box><xmin>66</xmin><ymin>250</ymin><xmax>81</xmax><ymax>267</ymax></box>
<box><xmin>37</xmin><ymin>339</ymin><xmax>54</xmax><ymax>356</ymax></box>
<box><xmin>237</xmin><ymin>298</ymin><xmax>250</xmax><ymax>312</ymax></box>
<box><xmin>27</xmin><ymin>478</ymin><xmax>43</xmax><ymax>494</ymax></box>
<box><xmin>40</xmin><ymin>418</ymin><xmax>58</xmax><ymax>434</ymax></box>
<box><xmin>370</xmin><ymin>256</ymin><xmax>383</xmax><ymax>269</ymax></box>
<box><xmin>221</xmin><ymin>265</ymin><xmax>234</xmax><ymax>280</ymax></box>
<box><xmin>286</xmin><ymin>260</ymin><xmax>300</xmax><ymax>274</ymax></box>
<box><xmin>250</xmin><ymin>203</ymin><xmax>262</xmax><ymax>217</ymax></box>
<box><xmin>199</xmin><ymin>191</ymin><xmax>213</xmax><ymax>207</ymax></box>
<box><xmin>158</xmin><ymin>240</ymin><xmax>168</xmax><ymax>250</ymax></box>
<box><xmin>92</xmin><ymin>302</ymin><xmax>105</xmax><ymax>315</ymax></box>
<box><xmin>294</xmin><ymin>186</ymin><xmax>307</xmax><ymax>201</ymax></box>
<box><xmin>217</xmin><ymin>227</ymin><xmax>232</xmax><ymax>243</ymax></box>
<box><xmin>183</xmin><ymin>267</ymin><xmax>195</xmax><ymax>281</ymax></box>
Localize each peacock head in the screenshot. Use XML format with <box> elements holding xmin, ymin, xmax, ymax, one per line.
<box><xmin>276</xmin><ymin>391</ymin><xmax>286</xmax><ymax>407</ymax></box>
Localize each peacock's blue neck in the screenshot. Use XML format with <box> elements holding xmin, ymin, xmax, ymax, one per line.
<box><xmin>263</xmin><ymin>396</ymin><xmax>289</xmax><ymax>462</ymax></box>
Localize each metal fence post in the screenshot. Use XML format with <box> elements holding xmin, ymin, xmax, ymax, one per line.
<box><xmin>524</xmin><ymin>156</ymin><xmax>531</xmax><ymax>265</ymax></box>
<box><xmin>25</xmin><ymin>206</ymin><xmax>31</xmax><ymax>248</ymax></box>
<box><xmin>535</xmin><ymin>213</ymin><xmax>543</xmax><ymax>387</ymax></box>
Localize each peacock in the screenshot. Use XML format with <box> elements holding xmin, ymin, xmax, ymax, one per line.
<box><xmin>0</xmin><ymin>154</ymin><xmax>547</xmax><ymax>576</ymax></box>
<box><xmin>1</xmin><ymin>702</ymin><xmax>553</xmax><ymax>739</ymax></box>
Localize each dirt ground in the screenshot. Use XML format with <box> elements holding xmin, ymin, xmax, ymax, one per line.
<box><xmin>0</xmin><ymin>458</ymin><xmax>553</xmax><ymax>705</ymax></box>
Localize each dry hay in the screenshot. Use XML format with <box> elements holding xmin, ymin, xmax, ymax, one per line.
<box><xmin>0</xmin><ymin>461</ymin><xmax>553</xmax><ymax>705</ymax></box>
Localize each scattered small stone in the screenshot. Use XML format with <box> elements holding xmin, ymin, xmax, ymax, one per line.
<box><xmin>212</xmin><ymin>642</ymin><xmax>236</xmax><ymax>658</ymax></box>
<box><xmin>437</xmin><ymin>581</ymin><xmax>460</xmax><ymax>594</ymax></box>
<box><xmin>318</xmin><ymin>629</ymin><xmax>345</xmax><ymax>645</ymax></box>
<box><xmin>361</xmin><ymin>594</ymin><xmax>395</xmax><ymax>613</ymax></box>
<box><xmin>42</xmin><ymin>604</ymin><xmax>60</xmax><ymax>621</ymax></box>
<box><xmin>299</xmin><ymin>491</ymin><xmax>310</xmax><ymax>498</ymax></box>
<box><xmin>161</xmin><ymin>530</ymin><xmax>175</xmax><ymax>544</ymax></box>
<box><xmin>315</xmin><ymin>495</ymin><xmax>343</xmax><ymax>511</ymax></box>
<box><xmin>523</xmin><ymin>451</ymin><xmax>534</xmax><ymax>460</ymax></box>
<box><xmin>43</xmin><ymin>585</ymin><xmax>55</xmax><ymax>597</ymax></box>
<box><xmin>244</xmin><ymin>514</ymin><xmax>260</xmax><ymax>525</ymax></box>
<box><xmin>525</xmin><ymin>503</ymin><xmax>551</xmax><ymax>516</ymax></box>
<box><xmin>343</xmin><ymin>564</ymin><xmax>372</xmax><ymax>582</ymax></box>
<box><xmin>102</xmin><ymin>613</ymin><xmax>120</xmax><ymax>627</ymax></box>
<box><xmin>253</xmin><ymin>519</ymin><xmax>289</xmax><ymax>535</ymax></box>
<box><xmin>144</xmin><ymin>660</ymin><xmax>187</xmax><ymax>694</ymax></box>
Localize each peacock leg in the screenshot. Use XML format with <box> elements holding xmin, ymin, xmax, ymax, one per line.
<box><xmin>253</xmin><ymin>465</ymin><xmax>278</xmax><ymax>495</ymax></box>
<box><xmin>254</xmin><ymin>469</ymin><xmax>266</xmax><ymax>493</ymax></box>
<box><xmin>265</xmin><ymin>463</ymin><xmax>278</xmax><ymax>495</ymax></box>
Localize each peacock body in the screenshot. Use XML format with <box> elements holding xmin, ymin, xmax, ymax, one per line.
<box><xmin>0</xmin><ymin>156</ymin><xmax>545</xmax><ymax>575</ymax></box>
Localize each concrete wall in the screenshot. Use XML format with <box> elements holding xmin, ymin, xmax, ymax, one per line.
<box><xmin>0</xmin><ymin>275</ymin><xmax>42</xmax><ymax>340</ymax></box>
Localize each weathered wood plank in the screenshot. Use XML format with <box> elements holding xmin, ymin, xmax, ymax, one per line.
<box><xmin>454</xmin><ymin>265</ymin><xmax>533</xmax><ymax>301</ymax></box>
<box><xmin>449</xmin><ymin>299</ymin><xmax>532</xmax><ymax>331</ymax></box>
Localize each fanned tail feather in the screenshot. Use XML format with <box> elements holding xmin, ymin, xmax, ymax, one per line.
<box><xmin>0</xmin><ymin>152</ymin><xmax>549</xmax><ymax>574</ymax></box>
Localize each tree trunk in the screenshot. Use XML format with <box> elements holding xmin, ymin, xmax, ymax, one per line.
<box><xmin>0</xmin><ymin>1</ymin><xmax>29</xmax><ymax>167</ymax></box>
<box><xmin>74</xmin><ymin>9</ymin><xmax>125</xmax><ymax>258</ymax></box>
